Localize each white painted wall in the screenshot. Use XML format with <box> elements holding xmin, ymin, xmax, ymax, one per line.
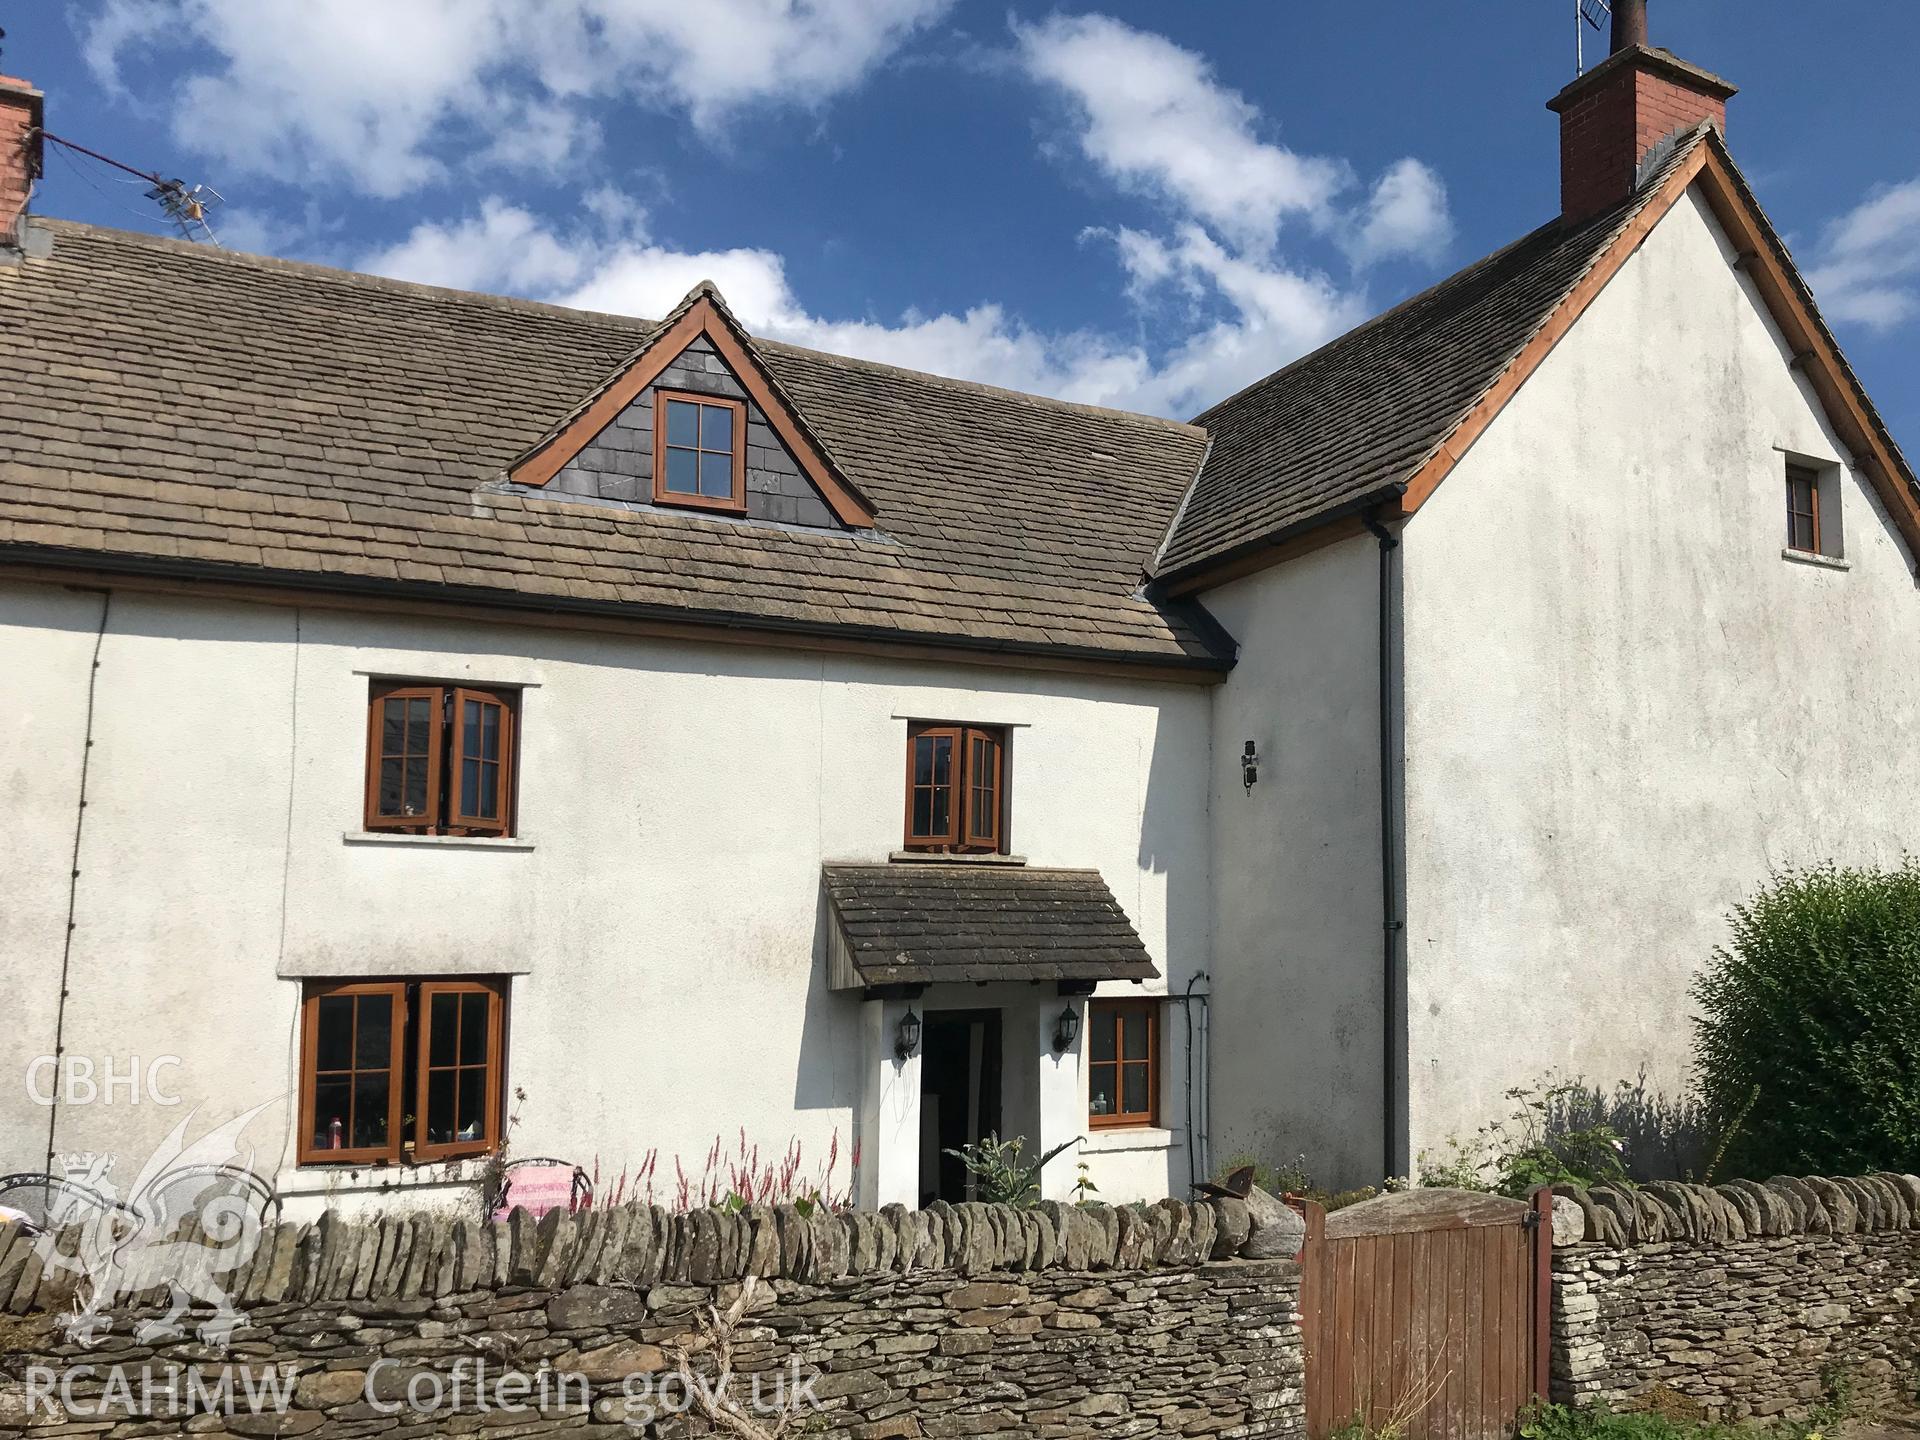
<box><xmin>0</xmin><ymin>582</ymin><xmax>1211</xmax><ymax>1212</ymax></box>
<box><xmin>1401</xmin><ymin>185</ymin><xmax>1920</xmax><ymax>1163</ymax></box>
<box><xmin>1202</xmin><ymin>535</ymin><xmax>1392</xmax><ymax>1189</ymax></box>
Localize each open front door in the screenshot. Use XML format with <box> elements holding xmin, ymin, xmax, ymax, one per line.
<box><xmin>918</xmin><ymin>1009</ymin><xmax>1002</xmax><ymax>1205</ymax></box>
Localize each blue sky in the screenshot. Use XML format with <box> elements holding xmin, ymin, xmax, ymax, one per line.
<box><xmin>7</xmin><ymin>2</ymin><xmax>1917</xmax><ymax>444</ymax></box>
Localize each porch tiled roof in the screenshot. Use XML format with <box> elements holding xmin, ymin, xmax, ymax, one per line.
<box><xmin>821</xmin><ymin>863</ymin><xmax>1160</xmax><ymax>987</ymax></box>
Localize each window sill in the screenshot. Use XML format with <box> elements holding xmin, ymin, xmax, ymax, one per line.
<box><xmin>1781</xmin><ymin>548</ymin><xmax>1850</xmax><ymax>571</ymax></box>
<box><xmin>1080</xmin><ymin>1126</ymin><xmax>1182</xmax><ymax>1155</ymax></box>
<box><xmin>888</xmin><ymin>850</ymin><xmax>1027</xmax><ymax>866</ymax></box>
<box><xmin>342</xmin><ymin>831</ymin><xmax>535</xmax><ymax>851</ymax></box>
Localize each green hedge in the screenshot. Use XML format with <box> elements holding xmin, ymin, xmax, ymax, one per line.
<box><xmin>1693</xmin><ymin>860</ymin><xmax>1920</xmax><ymax>1176</ymax></box>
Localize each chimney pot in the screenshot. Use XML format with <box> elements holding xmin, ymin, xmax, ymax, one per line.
<box><xmin>0</xmin><ymin>73</ymin><xmax>45</xmax><ymax>249</ymax></box>
<box><xmin>1611</xmin><ymin>0</ymin><xmax>1649</xmax><ymax>54</ymax></box>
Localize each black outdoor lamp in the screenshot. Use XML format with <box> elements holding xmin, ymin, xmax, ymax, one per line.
<box><xmin>895</xmin><ymin>1008</ymin><xmax>922</xmax><ymax>1060</ymax></box>
<box><xmin>1241</xmin><ymin>740</ymin><xmax>1260</xmax><ymax>793</ymax></box>
<box><xmin>1052</xmin><ymin>1005</ymin><xmax>1081</xmax><ymax>1054</ymax></box>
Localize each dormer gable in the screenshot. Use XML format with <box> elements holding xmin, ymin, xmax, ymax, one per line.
<box><xmin>510</xmin><ymin>281</ymin><xmax>876</xmax><ymax>530</ymax></box>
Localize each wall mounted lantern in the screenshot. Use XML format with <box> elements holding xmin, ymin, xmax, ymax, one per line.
<box><xmin>1241</xmin><ymin>740</ymin><xmax>1260</xmax><ymax>793</ymax></box>
<box><xmin>1052</xmin><ymin>1005</ymin><xmax>1081</xmax><ymax>1054</ymax></box>
<box><xmin>895</xmin><ymin>1008</ymin><xmax>922</xmax><ymax>1061</ymax></box>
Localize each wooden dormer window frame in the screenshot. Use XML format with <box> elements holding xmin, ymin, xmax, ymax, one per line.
<box><xmin>653</xmin><ymin>390</ymin><xmax>747</xmax><ymax>514</ymax></box>
<box><xmin>904</xmin><ymin>721</ymin><xmax>1008</xmax><ymax>855</ymax></box>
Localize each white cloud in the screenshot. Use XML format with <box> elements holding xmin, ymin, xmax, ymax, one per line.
<box><xmin>83</xmin><ymin>0</ymin><xmax>953</xmax><ymax>198</ymax></box>
<box><xmin>1014</xmin><ymin>13</ymin><xmax>1348</xmax><ymax>254</ymax></box>
<box><xmin>1346</xmin><ymin>159</ymin><xmax>1455</xmax><ymax>268</ymax></box>
<box><xmin>1807</xmin><ymin>177</ymin><xmax>1920</xmax><ymax>331</ymax></box>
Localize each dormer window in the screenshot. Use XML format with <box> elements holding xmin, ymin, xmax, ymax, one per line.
<box><xmin>655</xmin><ymin>390</ymin><xmax>746</xmax><ymax>513</ymax></box>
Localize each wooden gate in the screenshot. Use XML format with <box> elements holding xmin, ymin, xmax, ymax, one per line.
<box><xmin>1294</xmin><ymin>1189</ymin><xmax>1551</xmax><ymax>1440</ymax></box>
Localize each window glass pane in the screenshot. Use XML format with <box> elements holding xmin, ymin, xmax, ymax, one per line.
<box><xmin>666</xmin><ymin>399</ymin><xmax>698</xmax><ymax>448</ymax></box>
<box><xmin>403</xmin><ymin>756</ymin><xmax>430</xmax><ymax>816</ymax></box>
<box><xmin>1122</xmin><ymin>1012</ymin><xmax>1148</xmax><ymax>1061</ymax></box>
<box><xmin>1089</xmin><ymin>1064</ymin><xmax>1115</xmax><ymax>1116</ymax></box>
<box><xmin>1122</xmin><ymin>1063</ymin><xmax>1150</xmax><ymax>1116</ymax></box>
<box><xmin>381</xmin><ymin>698</ymin><xmax>406</xmax><ymax>754</ymax></box>
<box><xmin>699</xmin><ymin>450</ymin><xmax>733</xmax><ymax>498</ymax></box>
<box><xmin>429</xmin><ymin>992</ymin><xmax>458</xmax><ymax>1067</ymax></box>
<box><xmin>313</xmin><ymin>1077</ymin><xmax>351</xmax><ymax>1149</ymax></box>
<box><xmin>1090</xmin><ymin>1012</ymin><xmax>1117</xmax><ymax>1062</ymax></box>
<box><xmin>377</xmin><ymin>758</ymin><xmax>404</xmax><ymax>815</ymax></box>
<box><xmin>406</xmin><ymin>697</ymin><xmax>432</xmax><ymax>754</ymax></box>
<box><xmin>426</xmin><ymin>1069</ymin><xmax>455</xmax><ymax>1145</ymax></box>
<box><xmin>930</xmin><ymin>788</ymin><xmax>950</xmax><ymax>836</ymax></box>
<box><xmin>351</xmin><ymin>1073</ymin><xmax>389</xmax><ymax>1148</ymax></box>
<box><xmin>475</xmin><ymin>763</ymin><xmax>498</xmax><ymax>819</ymax></box>
<box><xmin>460</xmin><ymin>993</ymin><xmax>490</xmax><ymax>1064</ymax></box>
<box><xmin>664</xmin><ymin>446</ymin><xmax>699</xmax><ymax>494</ymax></box>
<box><xmin>913</xmin><ymin>736</ymin><xmax>936</xmax><ymax>786</ymax></box>
<box><xmin>480</xmin><ymin>704</ymin><xmax>499</xmax><ymax>762</ymax></box>
<box><xmin>457</xmin><ymin>1068</ymin><xmax>486</xmax><ymax>1141</ymax></box>
<box><xmin>462</xmin><ymin>699</ymin><xmax>480</xmax><ymax>758</ymax></box>
<box><xmin>700</xmin><ymin>405</ymin><xmax>733</xmax><ymax>453</ymax></box>
<box><xmin>461</xmin><ymin>757</ymin><xmax>482</xmax><ymax>814</ymax></box>
<box><xmin>355</xmin><ymin>995</ymin><xmax>392</xmax><ymax>1068</ymax></box>
<box><xmin>316</xmin><ymin>996</ymin><xmax>353</xmax><ymax>1070</ymax></box>
<box><xmin>931</xmin><ymin>737</ymin><xmax>952</xmax><ymax>786</ymax></box>
<box><xmin>912</xmin><ymin>788</ymin><xmax>933</xmax><ymax>836</ymax></box>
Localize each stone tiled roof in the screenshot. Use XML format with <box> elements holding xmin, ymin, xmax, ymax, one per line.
<box><xmin>822</xmin><ymin>864</ymin><xmax>1160</xmax><ymax>987</ymax></box>
<box><xmin>0</xmin><ymin>222</ymin><xmax>1225</xmax><ymax>671</ymax></box>
<box><xmin>1155</xmin><ymin>133</ymin><xmax>1710</xmax><ymax>583</ymax></box>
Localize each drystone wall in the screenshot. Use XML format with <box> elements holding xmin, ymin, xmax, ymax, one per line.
<box><xmin>1550</xmin><ymin>1173</ymin><xmax>1920</xmax><ymax>1422</ymax></box>
<box><xmin>0</xmin><ymin>1195</ymin><xmax>1303</xmax><ymax>1438</ymax></box>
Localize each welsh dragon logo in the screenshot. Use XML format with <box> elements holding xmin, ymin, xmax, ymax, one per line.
<box><xmin>0</xmin><ymin>1102</ymin><xmax>281</xmax><ymax>1349</ymax></box>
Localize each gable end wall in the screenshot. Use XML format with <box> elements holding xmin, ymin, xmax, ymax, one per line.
<box><xmin>1398</xmin><ymin>184</ymin><xmax>1920</xmax><ymax>1165</ymax></box>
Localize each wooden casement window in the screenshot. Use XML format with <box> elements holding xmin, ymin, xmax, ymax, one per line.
<box><xmin>298</xmin><ymin>978</ymin><xmax>507</xmax><ymax>1166</ymax></box>
<box><xmin>1785</xmin><ymin>463</ymin><xmax>1822</xmax><ymax>554</ymax></box>
<box><xmin>364</xmin><ymin>683</ymin><xmax>517</xmax><ymax>836</ymax></box>
<box><xmin>1087</xmin><ymin>999</ymin><xmax>1158</xmax><ymax>1129</ymax></box>
<box><xmin>654</xmin><ymin>390</ymin><xmax>747</xmax><ymax>513</ymax></box>
<box><xmin>904</xmin><ymin>721</ymin><xmax>1008</xmax><ymax>854</ymax></box>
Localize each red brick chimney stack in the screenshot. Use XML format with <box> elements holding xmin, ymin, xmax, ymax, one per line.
<box><xmin>0</xmin><ymin>73</ymin><xmax>45</xmax><ymax>248</ymax></box>
<box><xmin>1546</xmin><ymin>1</ymin><xmax>1736</xmax><ymax>225</ymax></box>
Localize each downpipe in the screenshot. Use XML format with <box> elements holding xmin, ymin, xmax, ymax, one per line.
<box><xmin>1364</xmin><ymin>515</ymin><xmax>1407</xmax><ymax>1184</ymax></box>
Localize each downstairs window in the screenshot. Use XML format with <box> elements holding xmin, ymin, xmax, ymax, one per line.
<box><xmin>298</xmin><ymin>978</ymin><xmax>507</xmax><ymax>1165</ymax></box>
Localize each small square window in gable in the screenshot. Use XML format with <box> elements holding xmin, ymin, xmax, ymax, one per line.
<box><xmin>512</xmin><ymin>281</ymin><xmax>875</xmax><ymax>532</ymax></box>
<box><xmin>1783</xmin><ymin>457</ymin><xmax>1844</xmax><ymax>562</ymax></box>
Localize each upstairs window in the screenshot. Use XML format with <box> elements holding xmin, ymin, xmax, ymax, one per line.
<box><xmin>904</xmin><ymin>721</ymin><xmax>1007</xmax><ymax>854</ymax></box>
<box><xmin>364</xmin><ymin>682</ymin><xmax>518</xmax><ymax>837</ymax></box>
<box><xmin>1785</xmin><ymin>463</ymin><xmax>1821</xmax><ymax>555</ymax></box>
<box><xmin>298</xmin><ymin>977</ymin><xmax>507</xmax><ymax>1166</ymax></box>
<box><xmin>1784</xmin><ymin>459</ymin><xmax>1843</xmax><ymax>561</ymax></box>
<box><xmin>654</xmin><ymin>390</ymin><xmax>746</xmax><ymax>513</ymax></box>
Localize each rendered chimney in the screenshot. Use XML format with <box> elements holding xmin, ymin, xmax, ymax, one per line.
<box><xmin>0</xmin><ymin>74</ymin><xmax>45</xmax><ymax>248</ymax></box>
<box><xmin>1546</xmin><ymin>2</ymin><xmax>1735</xmax><ymax>225</ymax></box>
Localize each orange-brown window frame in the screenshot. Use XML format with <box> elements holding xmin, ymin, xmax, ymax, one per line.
<box><xmin>1087</xmin><ymin>999</ymin><xmax>1159</xmax><ymax>1130</ymax></box>
<box><xmin>412</xmin><ymin>979</ymin><xmax>508</xmax><ymax>1163</ymax></box>
<box><xmin>904</xmin><ymin>721</ymin><xmax>1007</xmax><ymax>854</ymax></box>
<box><xmin>652</xmin><ymin>389</ymin><xmax>747</xmax><ymax>514</ymax></box>
<box><xmin>297</xmin><ymin>977</ymin><xmax>509</xmax><ymax>1167</ymax></box>
<box><xmin>297</xmin><ymin>980</ymin><xmax>408</xmax><ymax>1166</ymax></box>
<box><xmin>1785</xmin><ymin>463</ymin><xmax>1822</xmax><ymax>555</ymax></box>
<box><xmin>363</xmin><ymin>682</ymin><xmax>519</xmax><ymax>837</ymax></box>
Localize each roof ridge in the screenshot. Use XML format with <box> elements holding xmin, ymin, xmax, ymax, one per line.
<box><xmin>754</xmin><ymin>336</ymin><xmax>1207</xmax><ymax>435</ymax></box>
<box><xmin>33</xmin><ymin>217</ymin><xmax>663</xmax><ymax>334</ymax></box>
<box><xmin>36</xmin><ymin>217</ymin><xmax>1202</xmax><ymax>436</ymax></box>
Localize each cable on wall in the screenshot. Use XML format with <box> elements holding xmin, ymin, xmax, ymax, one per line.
<box><xmin>42</xmin><ymin>588</ymin><xmax>112</xmax><ymax>1189</ymax></box>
